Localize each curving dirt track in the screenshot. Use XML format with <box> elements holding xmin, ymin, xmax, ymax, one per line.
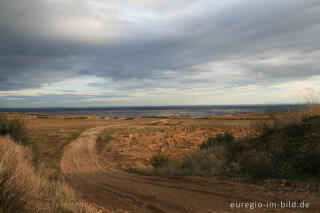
<box><xmin>61</xmin><ymin>126</ymin><xmax>320</xmax><ymax>213</ymax></box>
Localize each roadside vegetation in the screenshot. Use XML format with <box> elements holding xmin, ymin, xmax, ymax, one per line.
<box><xmin>0</xmin><ymin>113</ymin><xmax>98</xmax><ymax>213</ymax></box>
<box><xmin>145</xmin><ymin>90</ymin><xmax>320</xmax><ymax>185</ymax></box>
<box><xmin>0</xmin><ymin>113</ymin><xmax>40</xmax><ymax>165</ymax></box>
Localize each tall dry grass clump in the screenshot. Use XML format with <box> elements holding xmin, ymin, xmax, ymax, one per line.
<box><xmin>0</xmin><ymin>113</ymin><xmax>41</xmax><ymax>165</ymax></box>
<box><xmin>302</xmin><ymin>88</ymin><xmax>320</xmax><ymax>116</ymax></box>
<box><xmin>0</xmin><ymin>136</ymin><xmax>98</xmax><ymax>213</ymax></box>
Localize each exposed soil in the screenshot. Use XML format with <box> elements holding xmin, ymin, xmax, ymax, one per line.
<box><xmin>61</xmin><ymin>124</ymin><xmax>320</xmax><ymax>213</ymax></box>
<box><xmin>98</xmin><ymin>126</ymin><xmax>259</xmax><ymax>170</ymax></box>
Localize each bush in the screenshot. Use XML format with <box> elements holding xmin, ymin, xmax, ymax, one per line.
<box><xmin>96</xmin><ymin>135</ymin><xmax>113</xmax><ymax>154</ymax></box>
<box><xmin>240</xmin><ymin>151</ymin><xmax>273</xmax><ymax>179</ymax></box>
<box><xmin>7</xmin><ymin>119</ymin><xmax>30</xmax><ymax>146</ymax></box>
<box><xmin>0</xmin><ymin>113</ymin><xmax>40</xmax><ymax>165</ymax></box>
<box><xmin>178</xmin><ymin>147</ymin><xmax>229</xmax><ymax>176</ymax></box>
<box><xmin>237</xmin><ymin>119</ymin><xmax>320</xmax><ymax>180</ymax></box>
<box><xmin>200</xmin><ymin>131</ymin><xmax>234</xmax><ymax>150</ymax></box>
<box><xmin>151</xmin><ymin>152</ymin><xmax>169</xmax><ymax>169</ymax></box>
<box><xmin>0</xmin><ymin>113</ymin><xmax>30</xmax><ymax>146</ymax></box>
<box><xmin>0</xmin><ymin>113</ymin><xmax>8</xmax><ymax>135</ymax></box>
<box><xmin>147</xmin><ymin>117</ymin><xmax>320</xmax><ymax>182</ymax></box>
<box><xmin>31</xmin><ymin>141</ymin><xmax>41</xmax><ymax>165</ymax></box>
<box><xmin>198</xmin><ymin>119</ymin><xmax>320</xmax><ymax>180</ymax></box>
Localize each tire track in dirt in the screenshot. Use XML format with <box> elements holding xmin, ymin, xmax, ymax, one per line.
<box><xmin>61</xmin><ymin>126</ymin><xmax>319</xmax><ymax>213</ymax></box>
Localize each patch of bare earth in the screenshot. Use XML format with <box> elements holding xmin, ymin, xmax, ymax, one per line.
<box><xmin>98</xmin><ymin>127</ymin><xmax>256</xmax><ymax>170</ymax></box>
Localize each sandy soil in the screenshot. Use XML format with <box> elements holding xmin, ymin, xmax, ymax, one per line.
<box><xmin>60</xmin><ymin>124</ymin><xmax>320</xmax><ymax>213</ymax></box>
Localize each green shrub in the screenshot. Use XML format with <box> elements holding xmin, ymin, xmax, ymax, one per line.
<box><xmin>31</xmin><ymin>141</ymin><xmax>41</xmax><ymax>166</ymax></box>
<box><xmin>178</xmin><ymin>147</ymin><xmax>228</xmax><ymax>176</ymax></box>
<box><xmin>96</xmin><ymin>135</ymin><xmax>113</xmax><ymax>154</ymax></box>
<box><xmin>7</xmin><ymin>119</ymin><xmax>30</xmax><ymax>146</ymax></box>
<box><xmin>151</xmin><ymin>152</ymin><xmax>169</xmax><ymax>169</ymax></box>
<box><xmin>0</xmin><ymin>113</ymin><xmax>30</xmax><ymax>146</ymax></box>
<box><xmin>0</xmin><ymin>113</ymin><xmax>8</xmax><ymax>135</ymax></box>
<box><xmin>200</xmin><ymin>131</ymin><xmax>234</xmax><ymax>150</ymax></box>
<box><xmin>240</xmin><ymin>151</ymin><xmax>273</xmax><ymax>179</ymax></box>
<box><xmin>147</xmin><ymin>117</ymin><xmax>320</xmax><ymax>182</ymax></box>
<box><xmin>237</xmin><ymin>120</ymin><xmax>320</xmax><ymax>180</ymax></box>
<box><xmin>56</xmin><ymin>206</ymin><xmax>74</xmax><ymax>213</ymax></box>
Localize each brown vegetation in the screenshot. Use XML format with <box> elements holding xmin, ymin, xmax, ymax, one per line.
<box><xmin>302</xmin><ymin>88</ymin><xmax>320</xmax><ymax>116</ymax></box>
<box><xmin>11</xmin><ymin>112</ymin><xmax>266</xmax><ymax>177</ymax></box>
<box><xmin>0</xmin><ymin>113</ymin><xmax>40</xmax><ymax>165</ymax></box>
<box><xmin>2</xmin><ymin>97</ymin><xmax>319</xmax><ymax>212</ymax></box>
<box><xmin>61</xmin><ymin>116</ymin><xmax>320</xmax><ymax>212</ymax></box>
<box><xmin>137</xmin><ymin>102</ymin><xmax>320</xmax><ymax>187</ymax></box>
<box><xmin>0</xmin><ymin>136</ymin><xmax>98</xmax><ymax>213</ymax></box>
<box><xmin>146</xmin><ymin>116</ymin><xmax>320</xmax><ymax>181</ymax></box>
<box><xmin>16</xmin><ymin>114</ymin><xmax>117</xmax><ymax>179</ymax></box>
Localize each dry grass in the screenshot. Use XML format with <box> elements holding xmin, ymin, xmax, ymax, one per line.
<box><xmin>134</xmin><ymin>90</ymin><xmax>320</xmax><ymax>183</ymax></box>
<box><xmin>0</xmin><ymin>136</ymin><xmax>99</xmax><ymax>213</ymax></box>
<box><xmin>17</xmin><ymin>114</ymin><xmax>169</xmax><ymax>179</ymax></box>
<box><xmin>0</xmin><ymin>113</ymin><xmax>41</xmax><ymax>165</ymax></box>
<box><xmin>144</xmin><ymin>115</ymin><xmax>320</xmax><ymax>182</ymax></box>
<box><xmin>302</xmin><ymin>88</ymin><xmax>320</xmax><ymax>116</ymax></box>
<box><xmin>17</xmin><ymin>114</ymin><xmax>117</xmax><ymax>179</ymax></box>
<box><xmin>141</xmin><ymin>112</ymin><xmax>320</xmax><ymax>185</ymax></box>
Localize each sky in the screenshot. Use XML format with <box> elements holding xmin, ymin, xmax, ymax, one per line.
<box><xmin>0</xmin><ymin>0</ymin><xmax>320</xmax><ymax>107</ymax></box>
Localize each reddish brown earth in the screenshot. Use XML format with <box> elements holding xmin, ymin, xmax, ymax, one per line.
<box><xmin>61</xmin><ymin>125</ymin><xmax>320</xmax><ymax>213</ymax></box>
<box><xmin>98</xmin><ymin>125</ymin><xmax>259</xmax><ymax>171</ymax></box>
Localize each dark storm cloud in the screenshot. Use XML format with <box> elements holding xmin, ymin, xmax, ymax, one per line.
<box><xmin>0</xmin><ymin>0</ymin><xmax>320</xmax><ymax>92</ymax></box>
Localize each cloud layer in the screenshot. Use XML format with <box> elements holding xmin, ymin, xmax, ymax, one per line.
<box><xmin>1</xmin><ymin>0</ymin><xmax>320</xmax><ymax>106</ymax></box>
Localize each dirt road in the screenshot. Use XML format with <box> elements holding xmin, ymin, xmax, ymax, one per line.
<box><xmin>61</xmin><ymin>126</ymin><xmax>319</xmax><ymax>213</ymax></box>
